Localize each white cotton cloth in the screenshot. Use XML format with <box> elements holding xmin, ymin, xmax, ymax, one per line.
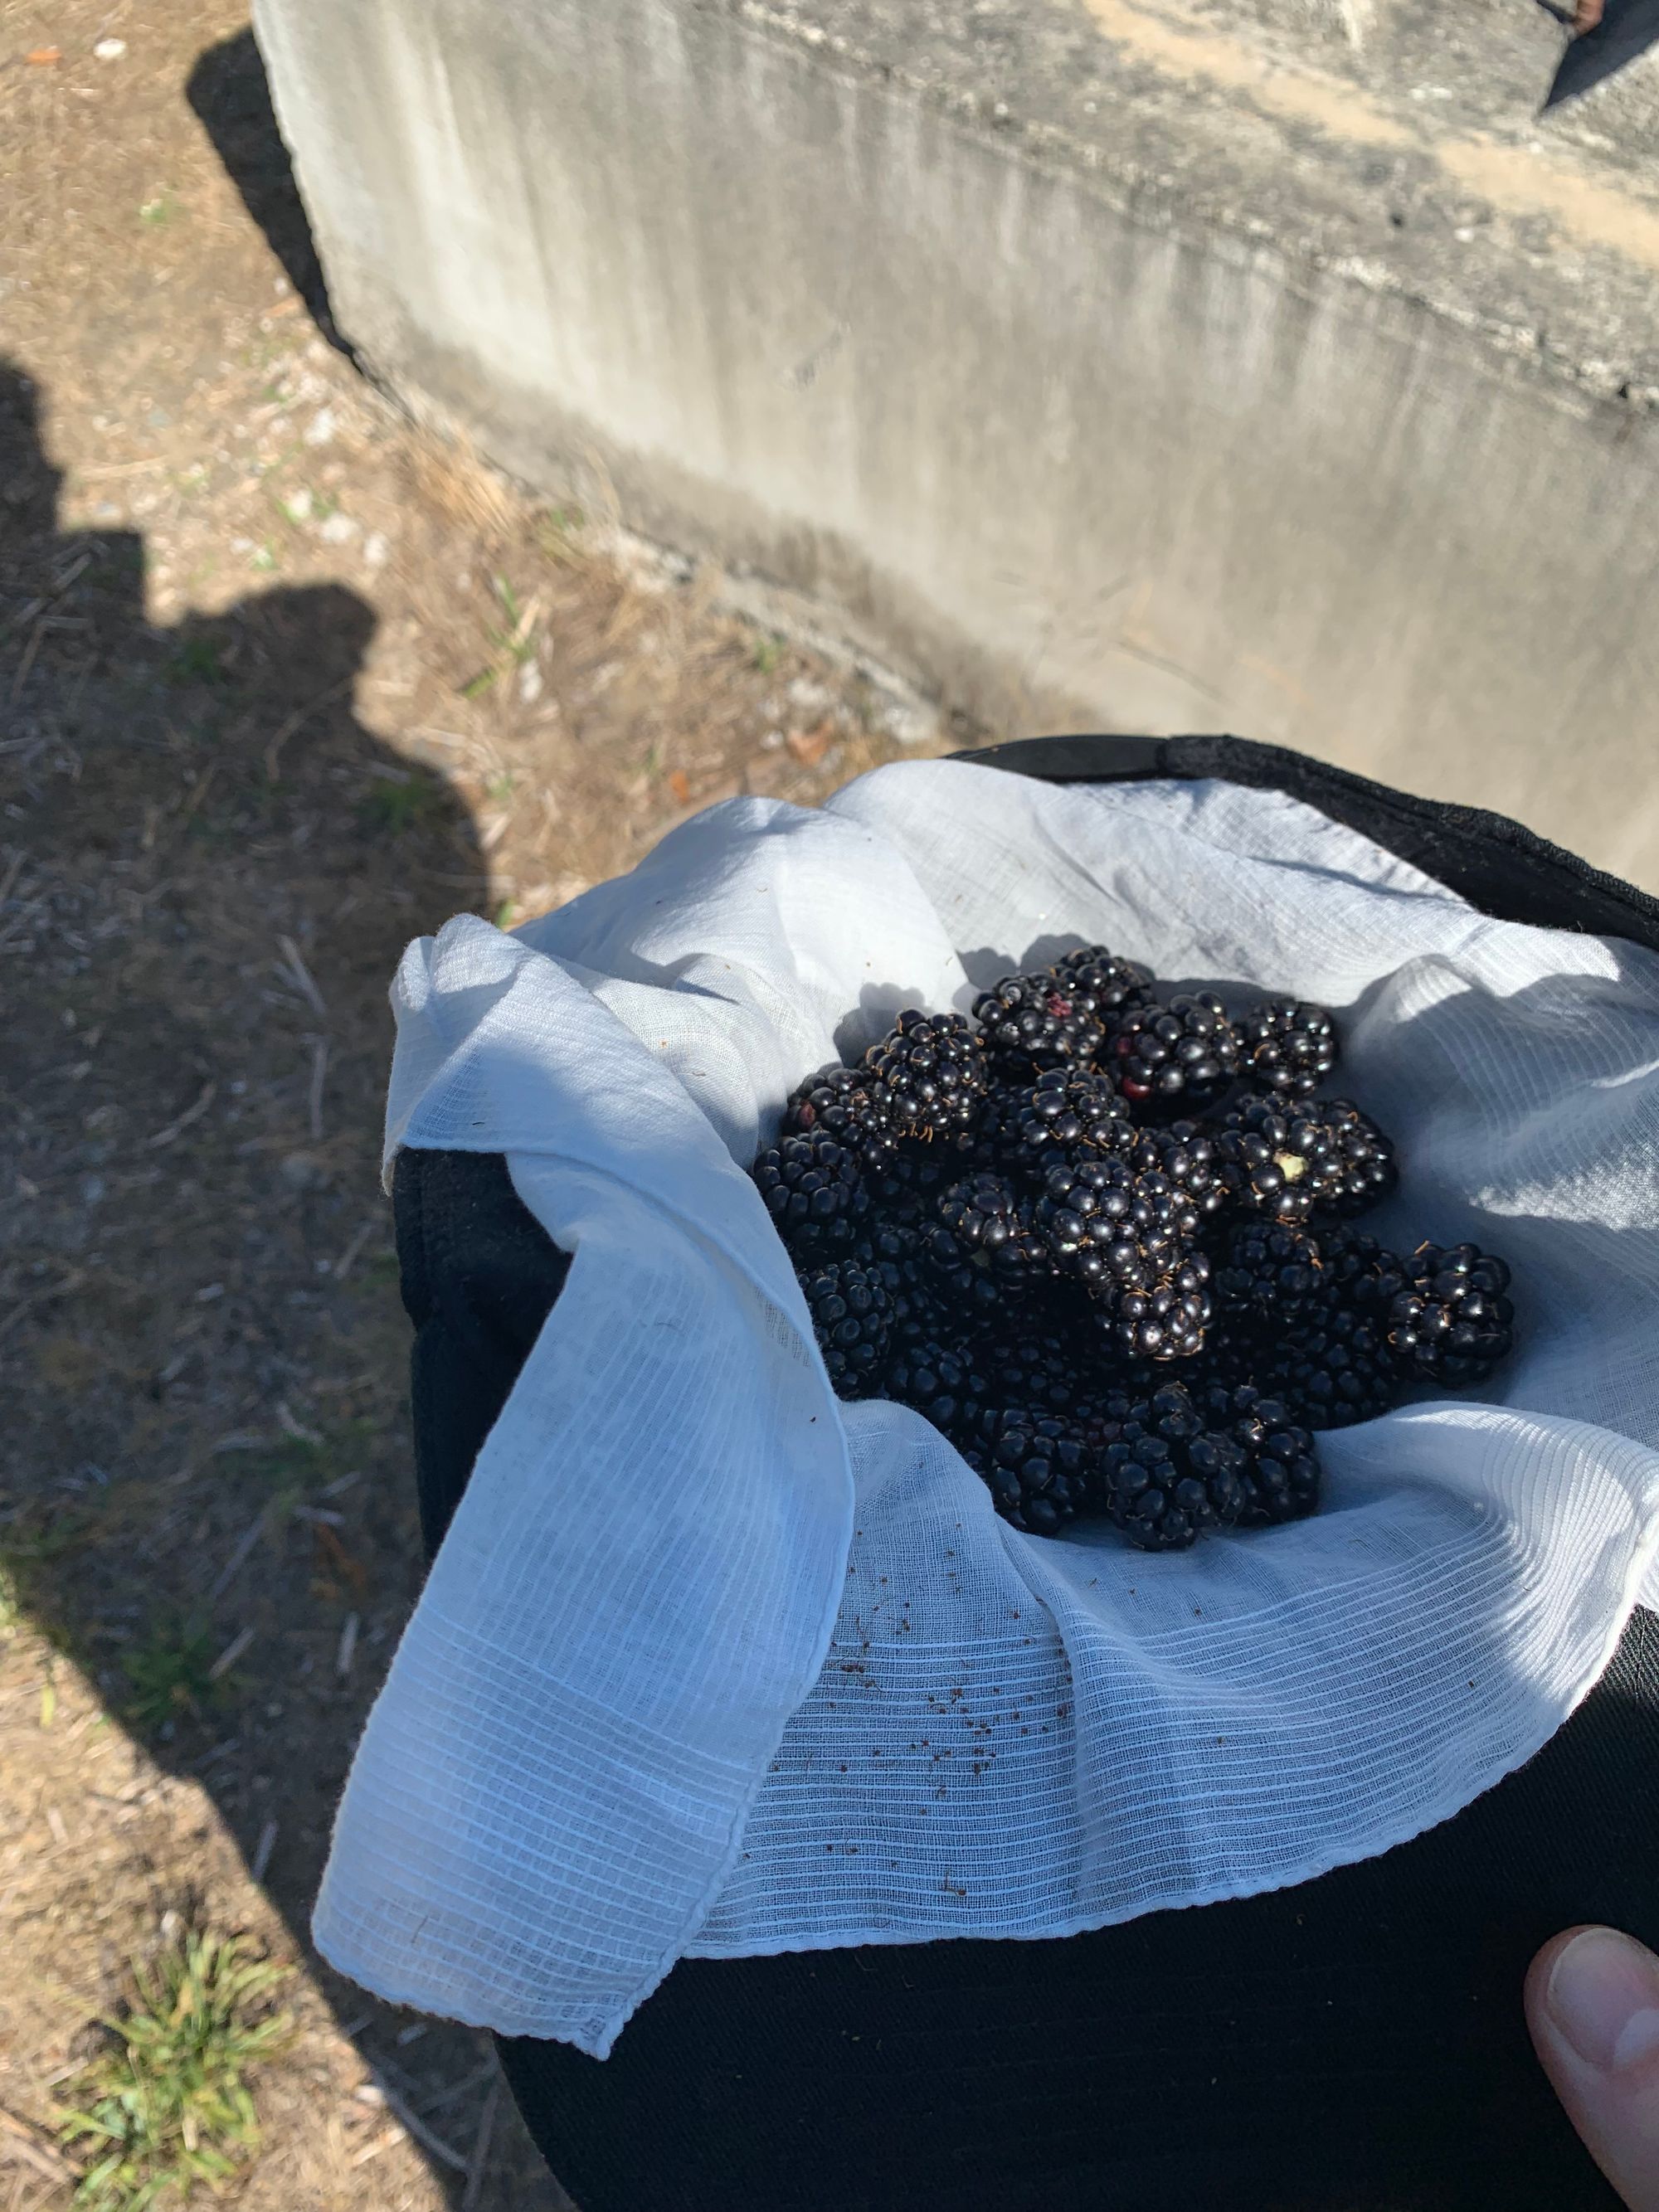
<box><xmin>312</xmin><ymin>762</ymin><xmax>1659</xmax><ymax>2059</ymax></box>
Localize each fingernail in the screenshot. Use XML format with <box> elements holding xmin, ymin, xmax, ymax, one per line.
<box><xmin>1545</xmin><ymin>1928</ymin><xmax>1659</xmax><ymax>2073</ymax></box>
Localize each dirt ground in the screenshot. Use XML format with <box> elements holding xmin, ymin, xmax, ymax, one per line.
<box><xmin>0</xmin><ymin>4</ymin><xmax>960</xmax><ymax>2204</ymax></box>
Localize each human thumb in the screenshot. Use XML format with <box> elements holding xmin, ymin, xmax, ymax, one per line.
<box><xmin>1527</xmin><ymin>1926</ymin><xmax>1659</xmax><ymax>2211</ymax></box>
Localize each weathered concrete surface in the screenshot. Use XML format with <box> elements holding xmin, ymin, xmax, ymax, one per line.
<box><xmin>254</xmin><ymin>0</ymin><xmax>1659</xmax><ymax>887</ymax></box>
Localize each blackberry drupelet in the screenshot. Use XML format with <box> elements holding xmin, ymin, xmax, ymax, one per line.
<box><xmin>971</xmin><ymin>971</ymin><xmax>1102</xmax><ymax>1072</ymax></box>
<box><xmin>803</xmin><ymin>1257</ymin><xmax>893</xmax><ymax>1397</ymax></box>
<box><xmin>1212</xmin><ymin>1221</ymin><xmax>1326</xmax><ymax>1325</ymax></box>
<box><xmin>1387</xmin><ymin>1242</ymin><xmax>1515</xmax><ymax>1383</ymax></box>
<box><xmin>1110</xmin><ymin>993</ymin><xmax>1240</xmax><ymax>1111</ymax></box>
<box><xmin>752</xmin><ymin>1128</ymin><xmax>866</xmax><ymax>1252</ymax></box>
<box><xmin>975</xmin><ymin>1408</ymin><xmax>1092</xmax><ymax>1535</ymax></box>
<box><xmin>782</xmin><ymin>1065</ymin><xmax>896</xmax><ymax>1163</ymax></box>
<box><xmin>1237</xmin><ymin>999</ymin><xmax>1339</xmax><ymax>1100</ymax></box>
<box><xmin>864</xmin><ymin>1009</ymin><xmax>989</xmax><ymax>1140</ymax></box>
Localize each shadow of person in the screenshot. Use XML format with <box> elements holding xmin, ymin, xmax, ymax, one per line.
<box><xmin>0</xmin><ymin>359</ymin><xmax>557</xmax><ymax>2203</ymax></box>
<box><xmin>186</xmin><ymin>27</ymin><xmax>349</xmax><ymax>353</ymax></box>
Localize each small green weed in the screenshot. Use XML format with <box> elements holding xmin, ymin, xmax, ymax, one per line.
<box><xmin>535</xmin><ymin>506</ymin><xmax>585</xmax><ymax>565</ymax></box>
<box><xmin>458</xmin><ymin>665</ymin><xmax>499</xmax><ymax>700</ymax></box>
<box><xmin>139</xmin><ymin>193</ymin><xmax>178</xmax><ymax>228</ymax></box>
<box><xmin>166</xmin><ymin>635</ymin><xmax>222</xmax><ymax>686</ymax></box>
<box><xmin>360</xmin><ymin>779</ymin><xmax>444</xmax><ymax>836</ymax></box>
<box><xmin>751</xmin><ymin>634</ymin><xmax>784</xmax><ymax>675</ymax></box>
<box><xmin>120</xmin><ymin>1618</ymin><xmax>231</xmax><ymax>1733</ymax></box>
<box><xmin>57</xmin><ymin>1932</ymin><xmax>292</xmax><ymax>2210</ymax></box>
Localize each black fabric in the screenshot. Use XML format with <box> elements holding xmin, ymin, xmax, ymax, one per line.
<box><xmin>392</xmin><ymin>734</ymin><xmax>1659</xmax><ymax>2210</ymax></box>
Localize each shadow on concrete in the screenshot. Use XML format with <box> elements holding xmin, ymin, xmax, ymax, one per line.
<box><xmin>187</xmin><ymin>28</ymin><xmax>353</xmax><ymax>355</ymax></box>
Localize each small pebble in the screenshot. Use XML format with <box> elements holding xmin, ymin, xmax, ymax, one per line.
<box><xmin>94</xmin><ymin>36</ymin><xmax>126</xmax><ymax>60</ymax></box>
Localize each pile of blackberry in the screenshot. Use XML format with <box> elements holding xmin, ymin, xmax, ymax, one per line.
<box><xmin>752</xmin><ymin>950</ymin><xmax>1518</xmax><ymax>1551</ymax></box>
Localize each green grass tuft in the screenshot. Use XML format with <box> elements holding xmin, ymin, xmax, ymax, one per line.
<box><xmin>57</xmin><ymin>1932</ymin><xmax>291</xmax><ymax>2210</ymax></box>
<box><xmin>119</xmin><ymin>1619</ymin><xmax>231</xmax><ymax>1733</ymax></box>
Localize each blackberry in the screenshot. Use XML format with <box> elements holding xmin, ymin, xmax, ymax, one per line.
<box><xmin>867</xmin><ymin>1143</ymin><xmax>958</xmax><ymax>1229</ymax></box>
<box><xmin>1311</xmin><ymin>1101</ymin><xmax>1399</xmax><ymax>1218</ymax></box>
<box><xmin>935</xmin><ymin>1174</ymin><xmax>1057</xmax><ymax>1291</ymax></box>
<box><xmin>1386</xmin><ymin>1242</ymin><xmax>1515</xmax><ymax>1384</ymax></box>
<box><xmin>976</xmin><ymin>1325</ymin><xmax>1093</xmax><ymax>1422</ymax></box>
<box><xmin>781</xmin><ymin>1065</ymin><xmax>896</xmax><ymax>1163</ymax></box>
<box><xmin>1111</xmin><ymin>1119</ymin><xmax>1226</xmax><ymax>1223</ymax></box>
<box><xmin>864</xmin><ymin>1009</ymin><xmax>989</xmax><ymax>1140</ymax></box>
<box><xmin>1237</xmin><ymin>999</ymin><xmax>1339</xmax><ymax>1101</ymax></box>
<box><xmin>1012</xmin><ymin>1067</ymin><xmax>1131</xmax><ymax>1166</ymax></box>
<box><xmin>1260</xmin><ymin>1305</ymin><xmax>1397</xmax><ymax>1428</ymax></box>
<box><xmin>1189</xmin><ymin>1382</ymin><xmax>1321</xmax><ymax>1524</ymax></box>
<box><xmin>971</xmin><ymin>971</ymin><xmax>1102</xmax><ymax>1072</ymax></box>
<box><xmin>1050</xmin><ymin>945</ymin><xmax>1157</xmax><ymax>1025</ymax></box>
<box><xmin>1212</xmin><ymin>1221</ymin><xmax>1326</xmax><ymax>1326</ymax></box>
<box><xmin>1034</xmin><ymin>1155</ymin><xmax>1210</xmax><ymax>1359</ymax></box>
<box><xmin>803</xmin><ymin>1257</ymin><xmax>893</xmax><ymax>1398</ymax></box>
<box><xmin>1318</xmin><ymin>1228</ymin><xmax>1411</xmax><ymax>1320</ymax></box>
<box><xmin>974</xmin><ymin>1408</ymin><xmax>1092</xmax><ymax>1535</ymax></box>
<box><xmin>752</xmin><ymin>1128</ymin><xmax>866</xmax><ymax>1253</ymax></box>
<box><xmin>1097</xmin><ymin>1383</ymin><xmax>1248</xmax><ymax>1550</ymax></box>
<box><xmin>1212</xmin><ymin>1095</ymin><xmax>1395</xmax><ymax>1224</ymax></box>
<box><xmin>883</xmin><ymin>1332</ymin><xmax>992</xmax><ymax>1444</ymax></box>
<box><xmin>1110</xmin><ymin>994</ymin><xmax>1240</xmax><ymax>1111</ymax></box>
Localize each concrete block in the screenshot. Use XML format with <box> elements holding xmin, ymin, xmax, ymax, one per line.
<box><xmin>255</xmin><ymin>0</ymin><xmax>1659</xmax><ymax>887</ymax></box>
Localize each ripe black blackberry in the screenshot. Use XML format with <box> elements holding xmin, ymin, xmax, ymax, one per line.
<box><xmin>781</xmin><ymin>1065</ymin><xmax>896</xmax><ymax>1164</ymax></box>
<box><xmin>1050</xmin><ymin>945</ymin><xmax>1156</xmax><ymax>1025</ymax></box>
<box><xmin>1012</xmin><ymin>1067</ymin><xmax>1131</xmax><ymax>1166</ymax></box>
<box><xmin>1096</xmin><ymin>1383</ymin><xmax>1248</xmax><ymax>1550</ymax></box>
<box><xmin>1318</xmin><ymin>1228</ymin><xmax>1411</xmax><ymax>1320</ymax></box>
<box><xmin>971</xmin><ymin>971</ymin><xmax>1102</xmax><ymax>1072</ymax></box>
<box><xmin>1258</xmin><ymin>1303</ymin><xmax>1398</xmax><ymax>1428</ymax></box>
<box><xmin>1213</xmin><ymin>1095</ymin><xmax>1396</xmax><ymax>1224</ymax></box>
<box><xmin>867</xmin><ymin>1143</ymin><xmax>958</xmax><ymax>1229</ymax></box>
<box><xmin>1189</xmin><ymin>1381</ymin><xmax>1321</xmax><ymax>1524</ymax></box>
<box><xmin>1034</xmin><ymin>1155</ymin><xmax>1210</xmax><ymax>1359</ymax></box>
<box><xmin>935</xmin><ymin>1174</ymin><xmax>1058</xmax><ymax>1292</ymax></box>
<box><xmin>1387</xmin><ymin>1242</ymin><xmax>1515</xmax><ymax>1384</ymax></box>
<box><xmin>1314</xmin><ymin>1101</ymin><xmax>1399</xmax><ymax>1217</ymax></box>
<box><xmin>752</xmin><ymin>1128</ymin><xmax>867</xmax><ymax>1252</ymax></box>
<box><xmin>974</xmin><ymin>1408</ymin><xmax>1092</xmax><ymax>1535</ymax></box>
<box><xmin>1212</xmin><ymin>1221</ymin><xmax>1326</xmax><ymax>1325</ymax></box>
<box><xmin>1236</xmin><ymin>999</ymin><xmax>1339</xmax><ymax>1100</ymax></box>
<box><xmin>883</xmin><ymin>1331</ymin><xmax>993</xmax><ymax>1445</ymax></box>
<box><xmin>802</xmin><ymin>1257</ymin><xmax>893</xmax><ymax>1398</ymax></box>
<box><xmin>976</xmin><ymin>1325</ymin><xmax>1092</xmax><ymax>1421</ymax></box>
<box><xmin>863</xmin><ymin>1009</ymin><xmax>989</xmax><ymax>1140</ymax></box>
<box><xmin>1111</xmin><ymin>1119</ymin><xmax>1226</xmax><ymax>1223</ymax></box>
<box><xmin>1109</xmin><ymin>993</ymin><xmax>1240</xmax><ymax>1111</ymax></box>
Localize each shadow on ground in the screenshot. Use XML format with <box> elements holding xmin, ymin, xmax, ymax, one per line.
<box><xmin>0</xmin><ymin>353</ymin><xmax>562</xmax><ymax>2203</ymax></box>
<box><xmin>187</xmin><ymin>27</ymin><xmax>351</xmax><ymax>354</ymax></box>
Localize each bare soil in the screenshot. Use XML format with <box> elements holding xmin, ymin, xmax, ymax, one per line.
<box><xmin>0</xmin><ymin>4</ymin><xmax>957</xmax><ymax>2203</ymax></box>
